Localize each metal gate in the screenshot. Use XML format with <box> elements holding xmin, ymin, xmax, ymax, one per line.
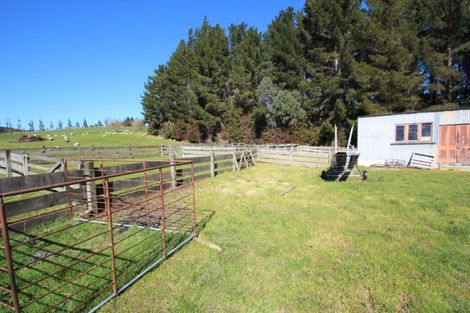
<box><xmin>0</xmin><ymin>159</ymin><xmax>197</xmax><ymax>312</ymax></box>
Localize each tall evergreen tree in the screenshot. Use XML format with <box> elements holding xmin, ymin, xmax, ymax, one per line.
<box><xmin>265</xmin><ymin>7</ymin><xmax>305</xmax><ymax>90</ymax></box>
<box><xmin>28</xmin><ymin>120</ymin><xmax>34</xmax><ymax>131</ymax></box>
<box><xmin>38</xmin><ymin>119</ymin><xmax>45</xmax><ymax>131</ymax></box>
<box><xmin>414</xmin><ymin>0</ymin><xmax>470</xmax><ymax>106</ymax></box>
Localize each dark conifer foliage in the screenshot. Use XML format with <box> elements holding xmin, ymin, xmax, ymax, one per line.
<box><xmin>142</xmin><ymin>0</ymin><xmax>470</xmax><ymax>145</ymax></box>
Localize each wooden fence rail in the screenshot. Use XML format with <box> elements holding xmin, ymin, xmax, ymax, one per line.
<box><xmin>1</xmin><ymin>143</ymin><xmax>333</xmax><ymax>178</ymax></box>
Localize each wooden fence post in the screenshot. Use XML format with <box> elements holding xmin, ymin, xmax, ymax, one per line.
<box><xmin>170</xmin><ymin>154</ymin><xmax>176</xmax><ymax>189</ymax></box>
<box><xmin>82</xmin><ymin>161</ymin><xmax>97</xmax><ymax>213</ymax></box>
<box><xmin>210</xmin><ymin>152</ymin><xmax>215</xmax><ymax>177</ymax></box>
<box><xmin>4</xmin><ymin>150</ymin><xmax>12</xmax><ymax>178</ymax></box>
<box><xmin>22</xmin><ymin>154</ymin><xmax>29</xmax><ymax>176</ymax></box>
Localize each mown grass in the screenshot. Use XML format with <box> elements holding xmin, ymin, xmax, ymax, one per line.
<box><xmin>0</xmin><ymin>127</ymin><xmax>176</xmax><ymax>149</ymax></box>
<box><xmin>99</xmin><ymin>164</ymin><xmax>470</xmax><ymax>313</ymax></box>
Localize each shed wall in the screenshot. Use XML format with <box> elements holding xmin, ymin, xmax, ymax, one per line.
<box><xmin>358</xmin><ymin>112</ymin><xmax>438</xmax><ymax>166</ymax></box>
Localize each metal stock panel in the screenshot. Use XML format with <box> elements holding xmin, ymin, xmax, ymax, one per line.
<box><xmin>0</xmin><ymin>159</ymin><xmax>196</xmax><ymax>312</ymax></box>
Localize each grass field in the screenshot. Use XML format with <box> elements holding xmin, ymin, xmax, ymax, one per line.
<box><xmin>97</xmin><ymin>164</ymin><xmax>470</xmax><ymax>313</ymax></box>
<box><xmin>0</xmin><ymin>127</ymin><xmax>176</xmax><ymax>149</ymax></box>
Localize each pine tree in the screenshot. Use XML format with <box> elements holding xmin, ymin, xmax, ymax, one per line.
<box><xmin>38</xmin><ymin>119</ymin><xmax>45</xmax><ymax>131</ymax></box>
<box><xmin>414</xmin><ymin>0</ymin><xmax>470</xmax><ymax>106</ymax></box>
<box><xmin>58</xmin><ymin>120</ymin><xmax>63</xmax><ymax>130</ymax></box>
<box><xmin>265</xmin><ymin>7</ymin><xmax>305</xmax><ymax>90</ymax></box>
<box><xmin>28</xmin><ymin>120</ymin><xmax>34</xmax><ymax>131</ymax></box>
<box><xmin>75</xmin><ymin>121</ymin><xmax>80</xmax><ymax>128</ymax></box>
<box><xmin>83</xmin><ymin>118</ymin><xmax>88</xmax><ymax>128</ymax></box>
<box><xmin>227</xmin><ymin>23</ymin><xmax>266</xmax><ymax>113</ymax></box>
<box><xmin>49</xmin><ymin>122</ymin><xmax>54</xmax><ymax>130</ymax></box>
<box><xmin>67</xmin><ymin>119</ymin><xmax>73</xmax><ymax>129</ymax></box>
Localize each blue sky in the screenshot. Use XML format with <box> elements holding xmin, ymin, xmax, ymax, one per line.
<box><xmin>0</xmin><ymin>0</ymin><xmax>304</xmax><ymax>129</ymax></box>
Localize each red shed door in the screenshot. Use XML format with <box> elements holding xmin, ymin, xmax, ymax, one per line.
<box><xmin>439</xmin><ymin>124</ymin><xmax>470</xmax><ymax>164</ymax></box>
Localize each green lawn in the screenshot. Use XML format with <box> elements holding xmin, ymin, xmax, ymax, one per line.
<box><xmin>99</xmin><ymin>164</ymin><xmax>470</xmax><ymax>313</ymax></box>
<box><xmin>0</xmin><ymin>127</ymin><xmax>176</xmax><ymax>150</ymax></box>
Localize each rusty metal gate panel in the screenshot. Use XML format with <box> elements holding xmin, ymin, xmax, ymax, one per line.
<box><xmin>439</xmin><ymin>124</ymin><xmax>470</xmax><ymax>164</ymax></box>
<box><xmin>0</xmin><ymin>159</ymin><xmax>197</xmax><ymax>313</ymax></box>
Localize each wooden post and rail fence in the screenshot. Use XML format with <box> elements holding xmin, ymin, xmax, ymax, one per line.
<box><xmin>1</xmin><ymin>143</ymin><xmax>334</xmax><ymax>178</ymax></box>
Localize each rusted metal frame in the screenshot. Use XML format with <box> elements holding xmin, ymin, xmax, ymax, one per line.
<box><xmin>159</xmin><ymin>168</ymin><xmax>167</xmax><ymax>257</ymax></box>
<box><xmin>114</xmin><ymin>232</ymin><xmax>164</xmax><ymax>259</ymax></box>
<box><xmin>37</xmin><ymin>269</ymin><xmax>114</xmax><ymax>313</ymax></box>
<box><xmin>103</xmin><ymin>177</ymin><xmax>118</xmax><ymax>295</ymax></box>
<box><xmin>10</xmin><ymin>191</ymin><xmax>163</xmax><ymax>248</ymax></box>
<box><xmin>163</xmin><ymin>209</ymin><xmax>193</xmax><ymax>228</ymax></box>
<box><xmin>161</xmin><ymin>182</ymin><xmax>193</xmax><ymax>197</ymax></box>
<box><xmin>8</xmin><ymin>243</ymin><xmax>109</xmax><ymax>289</ymax></box>
<box><xmin>115</xmin><ymin>244</ymin><xmax>165</xmax><ymax>278</ymax></box>
<box><xmin>15</xmin><ymin>228</ymin><xmax>110</xmax><ymax>271</ymax></box>
<box><xmin>87</xmin><ymin>232</ymin><xmax>195</xmax><ymax>313</ymax></box>
<box><xmin>8</xmin><ymin>205</ymin><xmax>72</xmax><ymax>226</ymax></box>
<box><xmin>163</xmin><ymin>218</ymin><xmax>195</xmax><ymax>235</ymax></box>
<box><xmin>112</xmin><ymin>222</ymin><xmax>163</xmax><ymax>246</ymax></box>
<box><xmin>0</xmin><ymin>160</ymin><xmax>192</xmax><ymax>198</ymax></box>
<box><xmin>0</xmin><ymin>197</ymin><xmax>20</xmax><ymax>313</ymax></box>
<box><xmin>21</xmin><ymin>259</ymin><xmax>111</xmax><ymax>310</ymax></box>
<box><xmin>105</xmin><ymin>182</ymin><xmax>158</xmax><ymax>198</ymax></box>
<box><xmin>114</xmin><ymin>235</ymin><xmax>163</xmax><ymax>268</ymax></box>
<box><xmin>162</xmin><ymin>203</ymin><xmax>192</xmax><ymax>220</ymax></box>
<box><xmin>65</xmin><ymin>157</ymin><xmax>185</xmax><ymax>164</ymax></box>
<box><xmin>68</xmin><ymin>281</ymin><xmax>115</xmax><ymax>313</ymax></box>
<box><xmin>63</xmin><ymin>159</ymin><xmax>75</xmax><ymax>215</ymax></box>
<box><xmin>19</xmin><ymin>242</ymin><xmax>112</xmax><ymax>291</ymax></box>
<box><xmin>160</xmin><ymin>192</ymin><xmax>192</xmax><ymax>208</ymax></box>
<box><xmin>191</xmin><ymin>162</ymin><xmax>197</xmax><ymax>233</ymax></box>
<box><xmin>107</xmin><ymin>206</ymin><xmax>163</xmax><ymax>229</ymax></box>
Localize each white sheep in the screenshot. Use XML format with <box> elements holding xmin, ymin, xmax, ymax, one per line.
<box><xmin>64</xmin><ymin>136</ymin><xmax>70</xmax><ymax>142</ymax></box>
<box><xmin>74</xmin><ymin>142</ymin><xmax>80</xmax><ymax>147</ymax></box>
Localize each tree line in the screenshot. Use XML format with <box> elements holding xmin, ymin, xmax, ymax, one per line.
<box><xmin>1</xmin><ymin>118</ymin><xmax>104</xmax><ymax>132</ymax></box>
<box><xmin>142</xmin><ymin>0</ymin><xmax>470</xmax><ymax>145</ymax></box>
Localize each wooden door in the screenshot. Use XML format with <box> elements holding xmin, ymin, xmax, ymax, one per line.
<box><xmin>439</xmin><ymin>124</ymin><xmax>470</xmax><ymax>164</ymax></box>
<box><xmin>456</xmin><ymin>124</ymin><xmax>470</xmax><ymax>164</ymax></box>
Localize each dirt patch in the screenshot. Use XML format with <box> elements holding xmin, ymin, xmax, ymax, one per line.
<box><xmin>16</xmin><ymin>135</ymin><xmax>45</xmax><ymax>143</ymax></box>
<box><xmin>397</xmin><ymin>293</ymin><xmax>410</xmax><ymax>313</ymax></box>
<box><xmin>244</xmin><ymin>190</ymin><xmax>259</xmax><ymax>197</ymax></box>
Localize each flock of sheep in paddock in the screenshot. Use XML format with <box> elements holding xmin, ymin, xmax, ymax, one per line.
<box><xmin>43</xmin><ymin>132</ymin><xmax>88</xmax><ymax>148</ymax></box>
<box><xmin>101</xmin><ymin>130</ymin><xmax>148</xmax><ymax>137</ymax></box>
<box><xmin>39</xmin><ymin>130</ymin><xmax>151</xmax><ymax>148</ymax></box>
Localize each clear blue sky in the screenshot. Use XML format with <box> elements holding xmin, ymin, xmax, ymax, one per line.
<box><xmin>0</xmin><ymin>0</ymin><xmax>304</xmax><ymax>129</ymax></box>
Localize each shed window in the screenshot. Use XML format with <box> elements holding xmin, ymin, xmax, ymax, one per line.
<box><xmin>396</xmin><ymin>125</ymin><xmax>405</xmax><ymax>141</ymax></box>
<box><xmin>408</xmin><ymin>124</ymin><xmax>418</xmax><ymax>140</ymax></box>
<box><xmin>421</xmin><ymin>123</ymin><xmax>432</xmax><ymax>141</ymax></box>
